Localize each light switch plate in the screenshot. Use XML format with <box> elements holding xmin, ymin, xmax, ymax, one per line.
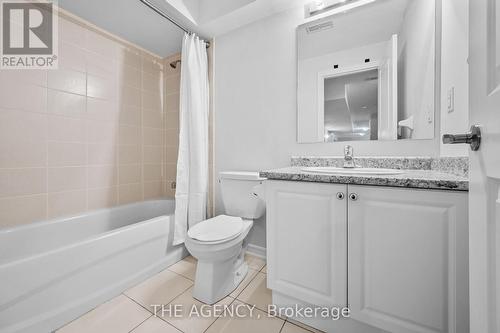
<box><xmin>447</xmin><ymin>87</ymin><xmax>455</xmax><ymax>113</ymax></box>
<box><xmin>427</xmin><ymin>108</ymin><xmax>433</xmax><ymax>123</ymax></box>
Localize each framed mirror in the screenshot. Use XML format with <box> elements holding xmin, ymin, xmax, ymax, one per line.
<box><xmin>297</xmin><ymin>0</ymin><xmax>438</xmax><ymax>143</ymax></box>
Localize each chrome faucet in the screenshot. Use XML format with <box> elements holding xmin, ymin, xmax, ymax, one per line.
<box><xmin>343</xmin><ymin>145</ymin><xmax>356</xmax><ymax>168</ymax></box>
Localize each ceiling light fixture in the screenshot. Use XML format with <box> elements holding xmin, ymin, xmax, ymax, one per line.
<box><xmin>306</xmin><ymin>0</ymin><xmax>376</xmax><ymax>18</ymax></box>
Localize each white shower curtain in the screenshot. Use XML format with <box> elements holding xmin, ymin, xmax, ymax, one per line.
<box><xmin>173</xmin><ymin>33</ymin><xmax>209</xmax><ymax>245</ymax></box>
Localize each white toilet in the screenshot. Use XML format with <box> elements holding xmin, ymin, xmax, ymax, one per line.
<box><xmin>185</xmin><ymin>171</ymin><xmax>266</xmax><ymax>304</ymax></box>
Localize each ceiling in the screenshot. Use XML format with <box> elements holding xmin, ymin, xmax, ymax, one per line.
<box><xmin>298</xmin><ymin>0</ymin><xmax>410</xmax><ymax>60</ymax></box>
<box><xmin>58</xmin><ymin>0</ymin><xmax>310</xmax><ymax>58</ymax></box>
<box><xmin>58</xmin><ymin>0</ymin><xmax>185</xmax><ymax>57</ymax></box>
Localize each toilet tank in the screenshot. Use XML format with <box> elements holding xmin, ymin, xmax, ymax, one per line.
<box><xmin>219</xmin><ymin>171</ymin><xmax>266</xmax><ymax>219</ymax></box>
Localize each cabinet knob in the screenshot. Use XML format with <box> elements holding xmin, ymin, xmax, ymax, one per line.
<box><xmin>349</xmin><ymin>193</ymin><xmax>358</xmax><ymax>201</ymax></box>
<box><xmin>336</xmin><ymin>192</ymin><xmax>345</xmax><ymax>200</ymax></box>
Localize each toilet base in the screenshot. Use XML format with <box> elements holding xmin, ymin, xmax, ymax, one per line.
<box><xmin>185</xmin><ymin>218</ymin><xmax>254</xmax><ymax>305</ymax></box>
<box><xmin>192</xmin><ymin>248</ymin><xmax>249</xmax><ymax>304</ymax></box>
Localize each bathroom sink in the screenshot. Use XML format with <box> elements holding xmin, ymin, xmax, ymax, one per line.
<box><xmin>301</xmin><ymin>167</ymin><xmax>404</xmax><ymax>175</ymax></box>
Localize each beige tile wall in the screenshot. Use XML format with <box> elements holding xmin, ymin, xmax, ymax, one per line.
<box><xmin>0</xmin><ymin>13</ymin><xmax>168</xmax><ymax>229</ymax></box>
<box><xmin>163</xmin><ymin>55</ymin><xmax>181</xmax><ymax>198</ymax></box>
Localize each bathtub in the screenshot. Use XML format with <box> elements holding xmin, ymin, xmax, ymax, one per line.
<box><xmin>0</xmin><ymin>199</ymin><xmax>187</xmax><ymax>333</ymax></box>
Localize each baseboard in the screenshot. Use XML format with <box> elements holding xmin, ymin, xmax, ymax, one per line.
<box><xmin>247</xmin><ymin>244</ymin><xmax>266</xmax><ymax>258</ymax></box>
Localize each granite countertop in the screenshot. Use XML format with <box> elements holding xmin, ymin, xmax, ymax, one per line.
<box><xmin>259</xmin><ymin>166</ymin><xmax>469</xmax><ymax>191</ymax></box>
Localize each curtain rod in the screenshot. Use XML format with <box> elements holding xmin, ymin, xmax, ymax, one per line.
<box><xmin>139</xmin><ymin>0</ymin><xmax>210</xmax><ymax>48</ymax></box>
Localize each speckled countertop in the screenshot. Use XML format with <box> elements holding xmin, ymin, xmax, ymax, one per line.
<box><xmin>260</xmin><ymin>157</ymin><xmax>469</xmax><ymax>191</ymax></box>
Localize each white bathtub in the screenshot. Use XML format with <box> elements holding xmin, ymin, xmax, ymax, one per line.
<box><xmin>0</xmin><ymin>199</ymin><xmax>187</xmax><ymax>333</ymax></box>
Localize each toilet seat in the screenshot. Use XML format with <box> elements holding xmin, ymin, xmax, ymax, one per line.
<box><xmin>187</xmin><ymin>215</ymin><xmax>244</xmax><ymax>244</ymax></box>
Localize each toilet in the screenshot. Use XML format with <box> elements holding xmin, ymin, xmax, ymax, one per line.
<box><xmin>185</xmin><ymin>171</ymin><xmax>266</xmax><ymax>304</ymax></box>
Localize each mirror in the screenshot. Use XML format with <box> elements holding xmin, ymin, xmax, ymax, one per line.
<box><xmin>297</xmin><ymin>0</ymin><xmax>438</xmax><ymax>143</ymax></box>
<box><xmin>323</xmin><ymin>69</ymin><xmax>379</xmax><ymax>142</ymax></box>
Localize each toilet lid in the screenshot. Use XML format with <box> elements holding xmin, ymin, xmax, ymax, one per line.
<box><xmin>188</xmin><ymin>215</ymin><xmax>244</xmax><ymax>243</ymax></box>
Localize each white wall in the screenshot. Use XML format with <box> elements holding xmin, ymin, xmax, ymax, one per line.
<box><xmin>398</xmin><ymin>0</ymin><xmax>436</xmax><ymax>139</ymax></box>
<box><xmin>297</xmin><ymin>0</ymin><xmax>408</xmax><ymax>61</ymax></box>
<box><xmin>213</xmin><ymin>6</ymin><xmax>445</xmax><ymax>248</ymax></box>
<box><xmin>296</xmin><ymin>0</ymin><xmax>408</xmax><ymax>143</ymax></box>
<box><xmin>213</xmin><ymin>0</ymin><xmax>468</xmax><ymax>248</ymax></box>
<box><xmin>298</xmin><ymin>42</ymin><xmax>388</xmax><ymax>142</ymax></box>
<box><xmin>440</xmin><ymin>0</ymin><xmax>469</xmax><ymax>156</ymax></box>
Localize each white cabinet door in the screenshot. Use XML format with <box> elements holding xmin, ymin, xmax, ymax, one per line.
<box><xmin>348</xmin><ymin>185</ymin><xmax>468</xmax><ymax>333</ymax></box>
<box><xmin>266</xmin><ymin>180</ymin><xmax>347</xmax><ymax>307</ymax></box>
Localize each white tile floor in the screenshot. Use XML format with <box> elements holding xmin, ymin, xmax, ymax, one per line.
<box><xmin>56</xmin><ymin>254</ymin><xmax>324</xmax><ymax>333</ymax></box>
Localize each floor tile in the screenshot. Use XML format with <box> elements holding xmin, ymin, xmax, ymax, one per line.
<box><xmin>245</xmin><ymin>253</ymin><xmax>266</xmax><ymax>271</ymax></box>
<box><xmin>285</xmin><ymin>319</ymin><xmax>326</xmax><ymax>333</ymax></box>
<box><xmin>159</xmin><ymin>287</ymin><xmax>234</xmax><ymax>333</ymax></box>
<box><xmin>168</xmin><ymin>255</ymin><xmax>197</xmax><ymax>280</ymax></box>
<box><xmin>57</xmin><ymin>294</ymin><xmax>151</xmax><ymax>333</ymax></box>
<box><xmin>237</xmin><ymin>272</ymin><xmax>272</xmax><ymax>313</ymax></box>
<box><xmin>205</xmin><ymin>300</ymin><xmax>284</xmax><ymax>333</ymax></box>
<box><xmin>261</xmin><ymin>265</ymin><xmax>267</xmax><ymax>273</ymax></box>
<box><xmin>125</xmin><ymin>269</ymin><xmax>193</xmax><ymax>313</ymax></box>
<box><xmin>230</xmin><ymin>268</ymin><xmax>258</xmax><ymax>298</ymax></box>
<box><xmin>281</xmin><ymin>321</ymin><xmax>318</xmax><ymax>333</ymax></box>
<box><xmin>130</xmin><ymin>316</ymin><xmax>182</xmax><ymax>333</ymax></box>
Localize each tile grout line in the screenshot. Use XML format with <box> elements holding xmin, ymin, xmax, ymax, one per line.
<box><xmin>126</xmin><ymin>313</ymin><xmax>153</xmax><ymax>333</ymax></box>
<box><xmin>121</xmin><ymin>291</ymin><xmax>188</xmax><ymax>332</ymax></box>
<box><xmin>166</xmin><ymin>265</ymin><xmax>195</xmax><ymax>281</ymax></box>
<box><xmin>126</xmin><ymin>264</ymin><xmax>240</xmax><ymax>333</ymax></box>
<box><xmin>122</xmin><ymin>293</ymin><xmax>156</xmax><ymax>314</ymax></box>
<box><xmin>151</xmin><ymin>284</ymin><xmax>207</xmax><ymax>332</ymax></box>
<box><xmin>155</xmin><ymin>316</ymin><xmax>187</xmax><ymax>333</ymax></box>
<box><xmin>233</xmin><ymin>297</ymin><xmax>286</xmax><ymax>322</ymax></box>
<box><xmin>169</xmin><ymin>271</ymin><xmax>194</xmax><ymax>282</ymax></box>
<box><xmin>52</xmin><ymin>294</ymin><xmax>117</xmax><ymax>332</ymax></box>
<box><xmin>278</xmin><ymin>319</ymin><xmax>287</xmax><ymax>333</ymax></box>
<box><xmin>122</xmin><ymin>278</ymin><xmax>194</xmax><ymax>315</ymax></box>
<box><xmin>229</xmin><ymin>297</ymin><xmax>289</xmax><ymax>332</ymax></box>
<box><xmin>201</xmin><ymin>296</ymin><xmax>237</xmax><ymax>333</ymax></box>
<box><xmin>84</xmin><ymin>71</ymin><xmax>90</xmax><ymax>215</ymax></box>
<box><xmin>161</xmin><ymin>61</ymin><xmax>166</xmax><ymax>197</ymax></box>
<box><xmin>283</xmin><ymin>319</ymin><xmax>325</xmax><ymax>333</ymax></box>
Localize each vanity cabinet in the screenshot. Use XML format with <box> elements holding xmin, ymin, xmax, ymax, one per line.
<box><xmin>348</xmin><ymin>185</ymin><xmax>468</xmax><ymax>333</ymax></box>
<box><xmin>265</xmin><ymin>181</ymin><xmax>348</xmax><ymax>307</ymax></box>
<box><xmin>266</xmin><ymin>181</ymin><xmax>468</xmax><ymax>333</ymax></box>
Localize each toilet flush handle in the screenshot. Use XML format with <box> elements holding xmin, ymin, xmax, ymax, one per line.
<box><xmin>252</xmin><ymin>182</ymin><xmax>265</xmax><ymax>199</ymax></box>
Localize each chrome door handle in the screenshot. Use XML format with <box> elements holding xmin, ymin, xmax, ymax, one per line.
<box><xmin>442</xmin><ymin>125</ymin><xmax>481</xmax><ymax>151</ymax></box>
